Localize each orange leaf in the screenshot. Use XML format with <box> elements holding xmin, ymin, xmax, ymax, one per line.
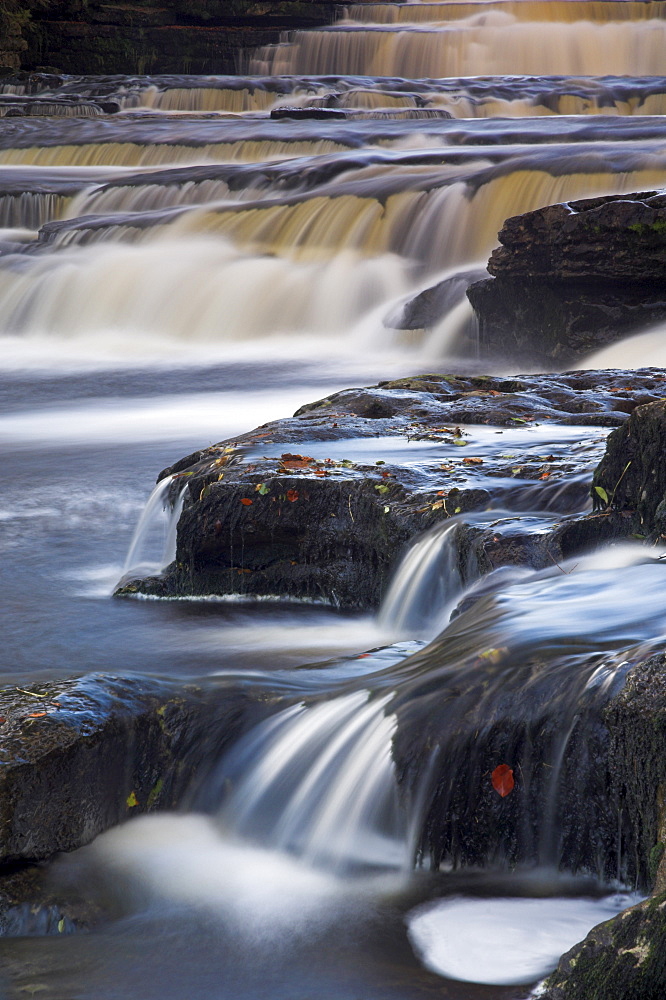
<box><xmin>491</xmin><ymin>764</ymin><xmax>515</xmax><ymax>797</ymax></box>
<box><xmin>28</xmin><ymin>712</ymin><xmax>47</xmax><ymax>718</ymax></box>
<box><xmin>286</xmin><ymin>489</ymin><xmax>299</xmax><ymax>502</ymax></box>
<box><xmin>0</xmin><ymin>716</ymin><xmax>6</xmax><ymax>724</ymax></box>
<box><xmin>280</xmin><ymin>453</ymin><xmax>314</xmax><ymax>470</ymax></box>
<box><xmin>240</xmin><ymin>498</ymin><xmax>253</xmax><ymax>506</ymax></box>
<box><xmin>463</xmin><ymin>457</ymin><xmax>484</xmax><ymax>465</ymax></box>
<box><xmin>540</xmin><ymin>472</ymin><xmax>551</xmax><ymax>480</ymax></box>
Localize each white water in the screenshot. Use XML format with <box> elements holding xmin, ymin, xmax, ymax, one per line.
<box><xmin>407</xmin><ymin>892</ymin><xmax>642</xmax><ymax>985</ymax></box>
<box><xmin>218</xmin><ymin>690</ymin><xmax>409</xmax><ymax>873</ymax></box>
<box><xmin>582</xmin><ymin>322</ymin><xmax>666</xmax><ymax>369</ymax></box>
<box><xmin>378</xmin><ymin>521</ymin><xmax>464</xmax><ymax>637</ymax></box>
<box><xmin>121</xmin><ymin>476</ymin><xmax>186</xmax><ymax>578</ymax></box>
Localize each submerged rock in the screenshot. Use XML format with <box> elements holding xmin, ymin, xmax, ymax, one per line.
<box><xmin>384</xmin><ymin>268</ymin><xmax>485</xmax><ymax>331</ymax></box>
<box><xmin>116</xmin><ymin>369</ymin><xmax>666</xmax><ymax>608</ymax></box>
<box><xmin>467</xmin><ymin>191</ymin><xmax>666</xmax><ymax>365</ymax></box>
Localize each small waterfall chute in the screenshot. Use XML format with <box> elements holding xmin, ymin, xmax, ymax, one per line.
<box><xmin>378</xmin><ymin>521</ymin><xmax>465</xmax><ymax>638</ymax></box>
<box><xmin>217</xmin><ymin>689</ymin><xmax>409</xmax><ymax>873</ymax></box>
<box><xmin>120</xmin><ymin>474</ymin><xmax>186</xmax><ymax>580</ymax></box>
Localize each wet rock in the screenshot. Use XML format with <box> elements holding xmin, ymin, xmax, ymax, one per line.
<box><xmin>0</xmin><ymin>673</ymin><xmax>259</xmax><ymax>865</ymax></box>
<box><xmin>393</xmin><ymin>646</ymin><xmax>666</xmax><ymax>892</ymax></box>
<box><xmin>488</xmin><ymin>191</ymin><xmax>666</xmax><ymax>281</ymax></box>
<box><xmin>541</xmin><ymin>893</ymin><xmax>666</xmax><ymax>999</ymax></box>
<box><xmin>467</xmin><ymin>191</ymin><xmax>666</xmax><ymax>365</ymax></box>
<box><xmin>592</xmin><ymin>399</ymin><xmax>666</xmax><ymax>539</ymax></box>
<box><xmin>116</xmin><ymin>369</ymin><xmax>666</xmax><ymax>607</ymax></box>
<box><xmin>0</xmin><ymin>863</ymin><xmax>104</xmax><ymax>936</ymax></box>
<box><xmin>384</xmin><ymin>268</ymin><xmax>485</xmax><ymax>331</ymax></box>
<box><xmin>15</xmin><ymin>0</ymin><xmax>347</xmax><ymax>77</ymax></box>
<box><xmin>271</xmin><ymin>106</ymin><xmax>348</xmax><ymax>120</ymax></box>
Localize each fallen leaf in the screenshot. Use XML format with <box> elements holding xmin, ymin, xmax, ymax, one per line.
<box><xmin>539</xmin><ymin>471</ymin><xmax>551</xmax><ymax>480</ymax></box>
<box><xmin>453</xmin><ymin>439</ymin><xmax>468</xmax><ymax>446</ymax></box>
<box><xmin>240</xmin><ymin>498</ymin><xmax>253</xmax><ymax>506</ymax></box>
<box><xmin>126</xmin><ymin>791</ymin><xmax>139</xmax><ymax>808</ymax></box>
<box><xmin>280</xmin><ymin>453</ymin><xmax>314</xmax><ymax>470</ymax></box>
<box><xmin>491</xmin><ymin>764</ymin><xmax>515</xmax><ymax>798</ymax></box>
<box><xmin>286</xmin><ymin>489</ymin><xmax>299</xmax><ymax>502</ymax></box>
<box><xmin>462</xmin><ymin>457</ymin><xmax>484</xmax><ymax>465</ymax></box>
<box><xmin>255</xmin><ymin>483</ymin><xmax>270</xmax><ymax>495</ymax></box>
<box><xmin>27</xmin><ymin>712</ymin><xmax>47</xmax><ymax>718</ymax></box>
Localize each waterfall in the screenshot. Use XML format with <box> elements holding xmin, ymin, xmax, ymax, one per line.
<box><xmin>250</xmin><ymin>5</ymin><xmax>666</xmax><ymax>78</ymax></box>
<box><xmin>378</xmin><ymin>522</ymin><xmax>465</xmax><ymax>638</ymax></box>
<box><xmin>217</xmin><ymin>689</ymin><xmax>410</xmax><ymax>873</ymax></box>
<box><xmin>120</xmin><ymin>475</ymin><xmax>186</xmax><ymax>579</ymax></box>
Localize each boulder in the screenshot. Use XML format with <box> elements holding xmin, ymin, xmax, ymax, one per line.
<box><xmin>0</xmin><ymin>673</ymin><xmax>259</xmax><ymax>864</ymax></box>
<box><xmin>592</xmin><ymin>398</ymin><xmax>666</xmax><ymax>537</ymax></box>
<box><xmin>467</xmin><ymin>192</ymin><xmax>666</xmax><ymax>365</ymax></box>
<box><xmin>116</xmin><ymin>369</ymin><xmax>666</xmax><ymax>607</ymax></box>
<box><xmin>541</xmin><ymin>893</ymin><xmax>666</xmax><ymax>999</ymax></box>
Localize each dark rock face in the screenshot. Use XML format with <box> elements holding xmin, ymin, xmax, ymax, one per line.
<box><xmin>394</xmin><ymin>648</ymin><xmax>666</xmax><ymax>890</ymax></box>
<box><xmin>0</xmin><ymin>673</ymin><xmax>257</xmax><ymax>864</ymax></box>
<box><xmin>592</xmin><ymin>399</ymin><xmax>666</xmax><ymax>537</ymax></box>
<box><xmin>116</xmin><ymin>369</ymin><xmax>666</xmax><ymax>608</ymax></box>
<box><xmin>270</xmin><ymin>106</ymin><xmax>349</xmax><ymax>120</ymax></box>
<box><xmin>467</xmin><ymin>191</ymin><xmax>666</xmax><ymax>366</ymax></box>
<box><xmin>10</xmin><ymin>0</ymin><xmax>343</xmax><ymax>76</ymax></box>
<box><xmin>487</xmin><ymin>192</ymin><xmax>666</xmax><ymax>280</ymax></box>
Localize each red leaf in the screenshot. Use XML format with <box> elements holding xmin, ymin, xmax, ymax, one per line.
<box><xmin>286</xmin><ymin>489</ymin><xmax>299</xmax><ymax>502</ymax></box>
<box><xmin>0</xmin><ymin>717</ymin><xmax>6</xmax><ymax>724</ymax></box>
<box><xmin>491</xmin><ymin>764</ymin><xmax>514</xmax><ymax>797</ymax></box>
<box><xmin>240</xmin><ymin>498</ymin><xmax>253</xmax><ymax>506</ymax></box>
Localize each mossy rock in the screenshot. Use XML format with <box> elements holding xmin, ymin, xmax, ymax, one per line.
<box><xmin>543</xmin><ymin>893</ymin><xmax>666</xmax><ymax>1000</ymax></box>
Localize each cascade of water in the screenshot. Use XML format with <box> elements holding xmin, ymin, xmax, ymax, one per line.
<box><xmin>121</xmin><ymin>476</ymin><xmax>186</xmax><ymax>579</ymax></box>
<box><xmin>217</xmin><ymin>689</ymin><xmax>410</xmax><ymax>873</ymax></box>
<box><xmin>378</xmin><ymin>522</ymin><xmax>465</xmax><ymax>638</ymax></box>
<box><xmin>251</xmin><ymin>15</ymin><xmax>666</xmax><ymax>78</ymax></box>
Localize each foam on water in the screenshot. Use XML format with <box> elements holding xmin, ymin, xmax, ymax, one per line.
<box><xmin>407</xmin><ymin>893</ymin><xmax>642</xmax><ymax>985</ymax></box>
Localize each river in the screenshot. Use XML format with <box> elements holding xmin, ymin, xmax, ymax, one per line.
<box><xmin>0</xmin><ymin>2</ymin><xmax>665</xmax><ymax>998</ymax></box>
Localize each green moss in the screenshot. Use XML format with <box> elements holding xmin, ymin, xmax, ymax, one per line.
<box><xmin>146</xmin><ymin>777</ymin><xmax>164</xmax><ymax>809</ymax></box>
<box><xmin>649</xmin><ymin>843</ymin><xmax>665</xmax><ymax>884</ymax></box>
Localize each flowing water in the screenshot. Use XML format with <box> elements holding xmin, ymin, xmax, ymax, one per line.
<box><xmin>1</xmin><ymin>1</ymin><xmax>666</xmax><ymax>998</ymax></box>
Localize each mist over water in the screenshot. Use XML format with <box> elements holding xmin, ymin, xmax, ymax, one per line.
<box><xmin>1</xmin><ymin>0</ymin><xmax>665</xmax><ymax>998</ymax></box>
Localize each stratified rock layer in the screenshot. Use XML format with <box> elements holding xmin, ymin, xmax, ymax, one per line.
<box><xmin>8</xmin><ymin>0</ymin><xmax>342</xmax><ymax>75</ymax></box>
<box><xmin>116</xmin><ymin>369</ymin><xmax>666</xmax><ymax>609</ymax></box>
<box><xmin>0</xmin><ymin>673</ymin><xmax>256</xmax><ymax>863</ymax></box>
<box><xmin>467</xmin><ymin>192</ymin><xmax>666</xmax><ymax>365</ymax></box>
